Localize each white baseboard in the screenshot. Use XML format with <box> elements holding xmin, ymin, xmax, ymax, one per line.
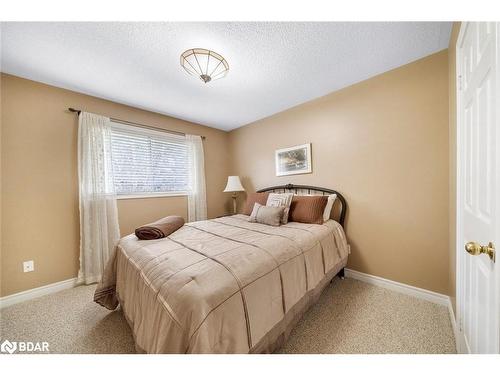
<box><xmin>345</xmin><ymin>268</ymin><xmax>449</xmax><ymax>306</ymax></box>
<box><xmin>0</xmin><ymin>277</ymin><xmax>83</xmax><ymax>309</ymax></box>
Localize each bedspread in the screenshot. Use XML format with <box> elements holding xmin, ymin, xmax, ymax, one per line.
<box><xmin>94</xmin><ymin>215</ymin><xmax>349</xmax><ymax>353</ymax></box>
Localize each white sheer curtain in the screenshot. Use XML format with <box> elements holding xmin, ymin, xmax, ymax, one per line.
<box><xmin>186</xmin><ymin>134</ymin><xmax>207</xmax><ymax>222</ymax></box>
<box><xmin>78</xmin><ymin>112</ymin><xmax>120</xmax><ymax>284</ymax></box>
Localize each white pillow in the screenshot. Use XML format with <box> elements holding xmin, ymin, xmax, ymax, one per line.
<box><xmin>323</xmin><ymin>194</ymin><xmax>337</xmax><ymax>222</ymax></box>
<box><xmin>266</xmin><ymin>192</ymin><xmax>294</xmax><ymax>224</ymax></box>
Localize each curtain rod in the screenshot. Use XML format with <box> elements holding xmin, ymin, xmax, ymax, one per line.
<box><xmin>68</xmin><ymin>108</ymin><xmax>206</xmax><ymax>140</ymax></box>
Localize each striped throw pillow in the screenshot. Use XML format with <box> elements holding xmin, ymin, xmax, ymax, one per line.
<box><xmin>248</xmin><ymin>203</ymin><xmax>285</xmax><ymax>226</ymax></box>
<box><xmin>289</xmin><ymin>195</ymin><xmax>328</xmax><ymax>224</ymax></box>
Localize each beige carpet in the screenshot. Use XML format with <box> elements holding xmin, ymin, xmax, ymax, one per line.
<box><xmin>0</xmin><ymin>278</ymin><xmax>456</xmax><ymax>354</ymax></box>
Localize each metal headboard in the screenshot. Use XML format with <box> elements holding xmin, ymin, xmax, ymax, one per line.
<box><xmin>256</xmin><ymin>183</ymin><xmax>347</xmax><ymax>227</ymax></box>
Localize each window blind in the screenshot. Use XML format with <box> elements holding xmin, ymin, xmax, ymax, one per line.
<box><xmin>110</xmin><ymin>123</ymin><xmax>189</xmax><ymax>195</ymax></box>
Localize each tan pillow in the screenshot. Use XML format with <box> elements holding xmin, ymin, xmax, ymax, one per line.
<box><xmin>289</xmin><ymin>195</ymin><xmax>328</xmax><ymax>224</ymax></box>
<box><xmin>248</xmin><ymin>203</ymin><xmax>285</xmax><ymax>226</ymax></box>
<box><xmin>243</xmin><ymin>192</ymin><xmax>270</xmax><ymax>215</ymax></box>
<box><xmin>266</xmin><ymin>192</ymin><xmax>293</xmax><ymax>224</ymax></box>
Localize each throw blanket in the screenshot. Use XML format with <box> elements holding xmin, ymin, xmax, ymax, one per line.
<box><xmin>94</xmin><ymin>215</ymin><xmax>349</xmax><ymax>353</ymax></box>
<box><xmin>135</xmin><ymin>216</ymin><xmax>185</xmax><ymax>240</ymax></box>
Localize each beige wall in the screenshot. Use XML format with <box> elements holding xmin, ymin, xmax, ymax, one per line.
<box><xmin>229</xmin><ymin>50</ymin><xmax>450</xmax><ymax>294</ymax></box>
<box><xmin>0</xmin><ymin>74</ymin><xmax>230</xmax><ymax>296</ymax></box>
<box><xmin>1</xmin><ymin>48</ymin><xmax>454</xmax><ymax>297</ymax></box>
<box><xmin>448</xmin><ymin>22</ymin><xmax>461</xmax><ymax>312</ymax></box>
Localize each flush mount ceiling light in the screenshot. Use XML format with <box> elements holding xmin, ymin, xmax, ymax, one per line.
<box><xmin>180</xmin><ymin>48</ymin><xmax>229</xmax><ymax>83</ymax></box>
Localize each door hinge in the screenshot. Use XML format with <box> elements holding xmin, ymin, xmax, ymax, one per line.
<box><xmin>458</xmin><ymin>75</ymin><xmax>463</xmax><ymax>91</ymax></box>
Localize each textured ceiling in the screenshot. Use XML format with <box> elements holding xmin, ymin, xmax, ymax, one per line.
<box><xmin>0</xmin><ymin>22</ymin><xmax>451</xmax><ymax>131</ymax></box>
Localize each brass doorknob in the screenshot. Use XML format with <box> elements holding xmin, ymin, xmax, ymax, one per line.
<box><xmin>465</xmin><ymin>241</ymin><xmax>496</xmax><ymax>262</ymax></box>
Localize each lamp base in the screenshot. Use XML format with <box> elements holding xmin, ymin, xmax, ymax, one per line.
<box><xmin>231</xmin><ymin>193</ymin><xmax>238</xmax><ymax>214</ymax></box>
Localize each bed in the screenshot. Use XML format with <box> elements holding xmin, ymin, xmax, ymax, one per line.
<box><xmin>94</xmin><ymin>184</ymin><xmax>348</xmax><ymax>353</ymax></box>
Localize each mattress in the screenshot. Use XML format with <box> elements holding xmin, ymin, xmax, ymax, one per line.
<box><xmin>94</xmin><ymin>214</ymin><xmax>349</xmax><ymax>353</ymax></box>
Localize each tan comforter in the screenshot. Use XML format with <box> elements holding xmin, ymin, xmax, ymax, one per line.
<box><xmin>94</xmin><ymin>214</ymin><xmax>349</xmax><ymax>353</ymax></box>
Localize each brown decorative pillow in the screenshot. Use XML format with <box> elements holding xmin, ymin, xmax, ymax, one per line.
<box><xmin>248</xmin><ymin>203</ymin><xmax>285</xmax><ymax>226</ymax></box>
<box><xmin>289</xmin><ymin>195</ymin><xmax>328</xmax><ymax>224</ymax></box>
<box><xmin>243</xmin><ymin>192</ymin><xmax>270</xmax><ymax>215</ymax></box>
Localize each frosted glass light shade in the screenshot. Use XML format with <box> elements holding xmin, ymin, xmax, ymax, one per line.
<box><xmin>223</xmin><ymin>176</ymin><xmax>245</xmax><ymax>192</ymax></box>
<box><xmin>180</xmin><ymin>48</ymin><xmax>229</xmax><ymax>83</ymax></box>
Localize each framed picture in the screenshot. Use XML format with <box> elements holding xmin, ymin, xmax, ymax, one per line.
<box><xmin>275</xmin><ymin>143</ymin><xmax>312</xmax><ymax>176</ymax></box>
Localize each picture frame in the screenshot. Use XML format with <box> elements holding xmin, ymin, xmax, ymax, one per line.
<box><xmin>275</xmin><ymin>143</ymin><xmax>312</xmax><ymax>176</ymax></box>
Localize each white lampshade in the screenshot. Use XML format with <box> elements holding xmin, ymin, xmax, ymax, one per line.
<box><xmin>223</xmin><ymin>176</ymin><xmax>245</xmax><ymax>192</ymax></box>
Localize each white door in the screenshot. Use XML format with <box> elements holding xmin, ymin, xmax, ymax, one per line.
<box><xmin>457</xmin><ymin>22</ymin><xmax>500</xmax><ymax>354</ymax></box>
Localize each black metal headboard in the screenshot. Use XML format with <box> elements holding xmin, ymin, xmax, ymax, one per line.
<box><xmin>256</xmin><ymin>184</ymin><xmax>347</xmax><ymax>227</ymax></box>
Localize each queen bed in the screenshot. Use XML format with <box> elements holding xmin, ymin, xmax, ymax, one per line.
<box><xmin>94</xmin><ymin>184</ymin><xmax>348</xmax><ymax>353</ymax></box>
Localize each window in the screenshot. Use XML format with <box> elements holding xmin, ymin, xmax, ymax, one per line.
<box><xmin>110</xmin><ymin>123</ymin><xmax>189</xmax><ymax>197</ymax></box>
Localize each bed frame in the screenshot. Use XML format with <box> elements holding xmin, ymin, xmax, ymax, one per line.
<box><xmin>256</xmin><ymin>183</ymin><xmax>347</xmax><ymax>279</ymax></box>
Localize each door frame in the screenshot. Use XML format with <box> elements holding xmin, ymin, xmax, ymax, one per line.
<box><xmin>455</xmin><ymin>21</ymin><xmax>468</xmax><ymax>354</ymax></box>
<box><xmin>455</xmin><ymin>21</ymin><xmax>500</xmax><ymax>354</ymax></box>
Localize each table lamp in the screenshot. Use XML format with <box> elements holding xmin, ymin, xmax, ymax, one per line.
<box><xmin>223</xmin><ymin>176</ymin><xmax>245</xmax><ymax>214</ymax></box>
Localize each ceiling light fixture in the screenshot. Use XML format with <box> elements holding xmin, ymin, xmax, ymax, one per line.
<box><xmin>180</xmin><ymin>48</ymin><xmax>229</xmax><ymax>83</ymax></box>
